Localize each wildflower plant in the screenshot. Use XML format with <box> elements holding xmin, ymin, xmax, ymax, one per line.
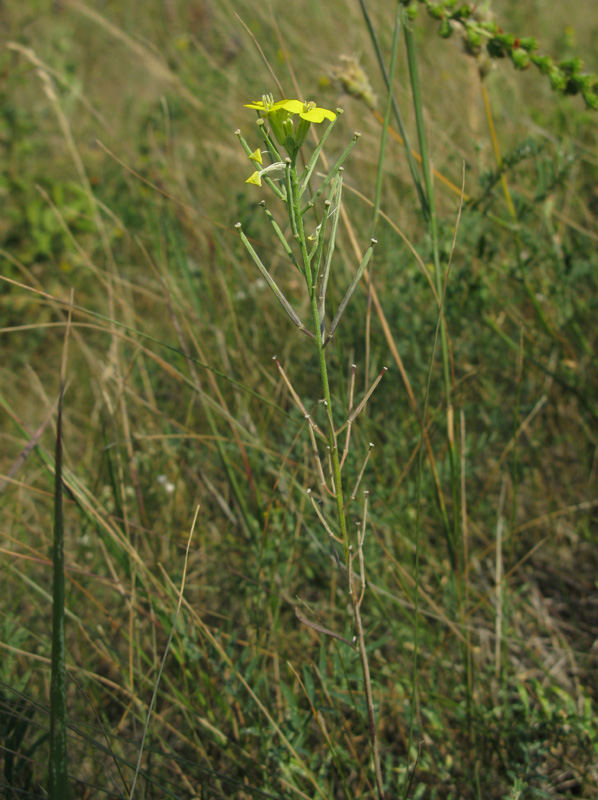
<box><xmin>235</xmin><ymin>95</ymin><xmax>387</xmax><ymax>798</ymax></box>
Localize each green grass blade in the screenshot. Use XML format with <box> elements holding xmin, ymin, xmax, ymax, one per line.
<box><xmin>49</xmin><ymin>294</ymin><xmax>74</xmax><ymax>798</ymax></box>
<box><xmin>358</xmin><ymin>0</ymin><xmax>427</xmax><ymax>215</ymax></box>
<box><xmin>49</xmin><ymin>382</ymin><xmax>68</xmax><ymax>799</ymax></box>
<box><xmin>325</xmin><ymin>239</ymin><xmax>377</xmax><ymax>343</ymax></box>
<box><xmin>371</xmin><ymin>3</ymin><xmax>401</xmax><ymax>237</ymax></box>
<box><xmin>403</xmin><ymin>9</ymin><xmax>460</xmax><ymax>568</ymax></box>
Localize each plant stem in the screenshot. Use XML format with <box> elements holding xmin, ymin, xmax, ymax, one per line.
<box><xmin>49</xmin><ymin>383</ymin><xmax>68</xmax><ymax>799</ymax></box>
<box><xmin>290</xmin><ymin>161</ymin><xmax>385</xmax><ymax>800</ymax></box>
<box><xmin>291</xmin><ymin>163</ymin><xmax>349</xmax><ymax>559</ymax></box>
<box><xmin>353</xmin><ymin>591</ymin><xmax>385</xmax><ymax>800</ymax></box>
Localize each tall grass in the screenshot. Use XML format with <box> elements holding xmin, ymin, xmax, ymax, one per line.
<box><xmin>1</xmin><ymin>1</ymin><xmax>598</xmax><ymax>798</ymax></box>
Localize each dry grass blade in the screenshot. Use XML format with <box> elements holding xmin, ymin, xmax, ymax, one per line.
<box><xmin>128</xmin><ymin>506</ymin><xmax>199</xmax><ymax>799</ymax></box>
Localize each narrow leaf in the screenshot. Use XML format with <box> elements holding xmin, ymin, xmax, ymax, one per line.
<box><xmin>259</xmin><ymin>201</ymin><xmax>302</xmax><ymax>275</ymax></box>
<box><xmin>49</xmin><ymin>293</ymin><xmax>73</xmax><ymax>799</ymax></box>
<box><xmin>325</xmin><ymin>239</ymin><xmax>377</xmax><ymax>345</ymax></box>
<box><xmin>295</xmin><ymin>608</ymin><xmax>355</xmax><ymax>649</ymax></box>
<box><xmin>317</xmin><ymin>174</ymin><xmax>343</xmax><ymax>339</ymax></box>
<box><xmin>235</xmin><ymin>224</ymin><xmax>314</xmax><ymax>339</ymax></box>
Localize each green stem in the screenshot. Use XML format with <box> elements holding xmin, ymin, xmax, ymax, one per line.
<box><xmin>403</xmin><ymin>11</ymin><xmax>460</xmax><ymax>572</ymax></box>
<box><xmin>359</xmin><ymin>0</ymin><xmax>428</xmax><ymax>214</ymax></box>
<box><xmin>371</xmin><ymin>3</ymin><xmax>401</xmax><ymax>238</ymax></box>
<box><xmin>49</xmin><ymin>384</ymin><xmax>68</xmax><ymax>799</ymax></box>
<box><xmin>290</xmin><ymin>163</ymin><xmax>349</xmax><ymax>560</ymax></box>
<box><xmin>291</xmin><ymin>160</ymin><xmax>384</xmax><ymax>798</ymax></box>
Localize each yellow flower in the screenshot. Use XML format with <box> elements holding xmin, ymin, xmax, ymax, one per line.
<box><xmin>244</xmin><ymin>96</ymin><xmax>336</xmax><ymax>123</ymax></box>
<box><xmin>245</xmin><ymin>94</ymin><xmax>336</xmax><ymax>152</ymax></box>
<box><xmin>246</xmin><ymin>171</ymin><xmax>263</xmax><ymax>186</ymax></box>
<box><xmin>245</xmin><ymin>161</ymin><xmax>287</xmax><ymax>187</ymax></box>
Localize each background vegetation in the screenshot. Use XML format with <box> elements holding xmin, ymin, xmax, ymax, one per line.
<box><xmin>1</xmin><ymin>1</ymin><xmax>597</xmax><ymax>798</ymax></box>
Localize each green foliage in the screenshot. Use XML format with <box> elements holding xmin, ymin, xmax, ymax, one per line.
<box><xmin>1</xmin><ymin>0</ymin><xmax>597</xmax><ymax>798</ymax></box>
<box><xmin>475</xmin><ymin>679</ymin><xmax>598</xmax><ymax>798</ymax></box>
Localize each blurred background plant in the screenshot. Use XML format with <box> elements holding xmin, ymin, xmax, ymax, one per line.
<box><xmin>1</xmin><ymin>1</ymin><xmax>597</xmax><ymax>798</ymax></box>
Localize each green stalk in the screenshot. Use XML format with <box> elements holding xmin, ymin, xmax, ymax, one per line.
<box><xmin>238</xmin><ymin>108</ymin><xmax>386</xmax><ymax>798</ymax></box>
<box><xmin>400</xmin><ymin>16</ymin><xmax>477</xmax><ymax>794</ymax></box>
<box><xmin>49</xmin><ymin>296</ymin><xmax>73</xmax><ymax>798</ymax></box>
<box><xmin>290</xmin><ymin>163</ymin><xmax>349</xmax><ymax>559</ymax></box>
<box><xmin>371</xmin><ymin>3</ymin><xmax>401</xmax><ymax>238</ymax></box>
<box><xmin>364</xmin><ymin>3</ymin><xmax>400</xmax><ymax>404</ymax></box>
<box><xmin>49</xmin><ymin>382</ymin><xmax>68</xmax><ymax>799</ymax></box>
<box><xmin>359</xmin><ymin>0</ymin><xmax>428</xmax><ymax>215</ymax></box>
<box><xmin>403</xmin><ymin>11</ymin><xmax>460</xmax><ymax>571</ymax></box>
<box><xmin>290</xmin><ymin>160</ymin><xmax>385</xmax><ymax>799</ymax></box>
<box><xmin>300</xmin><ymin>134</ymin><xmax>360</xmax><ymax>216</ymax></box>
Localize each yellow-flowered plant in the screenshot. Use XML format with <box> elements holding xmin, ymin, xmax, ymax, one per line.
<box><xmin>234</xmin><ymin>95</ymin><xmax>386</xmax><ymax>798</ymax></box>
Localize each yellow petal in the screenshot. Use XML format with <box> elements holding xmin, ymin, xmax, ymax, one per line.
<box><xmin>277</xmin><ymin>99</ymin><xmax>336</xmax><ymax>123</ymax></box>
<box><xmin>277</xmin><ymin>99</ymin><xmax>305</xmax><ymax>114</ymax></box>
<box><xmin>245</xmin><ymin>171</ymin><xmax>262</xmax><ymax>186</ymax></box>
<box><xmin>299</xmin><ymin>107</ymin><xmax>336</xmax><ymax>123</ymax></box>
<box><xmin>248</xmin><ymin>148</ymin><xmax>263</xmax><ymax>165</ymax></box>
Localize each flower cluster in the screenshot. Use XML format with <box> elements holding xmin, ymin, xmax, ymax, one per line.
<box><xmin>243</xmin><ymin>94</ymin><xmax>337</xmax><ymax>184</ymax></box>
<box><xmin>234</xmin><ymin>92</ymin><xmax>369</xmax><ymax>349</ymax></box>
